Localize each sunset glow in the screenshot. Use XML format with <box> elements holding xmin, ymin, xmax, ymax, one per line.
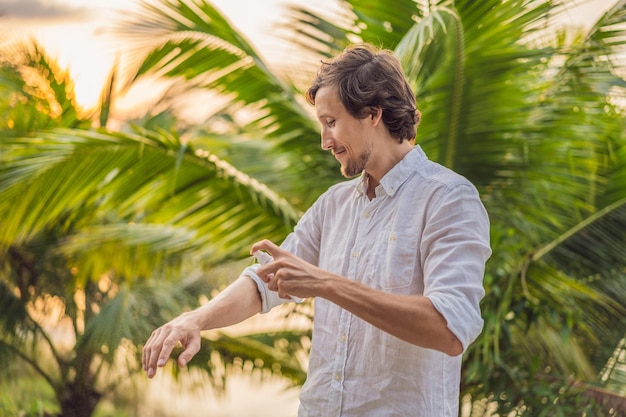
<box><xmin>0</xmin><ymin>0</ymin><xmax>605</xmax><ymax>112</ymax></box>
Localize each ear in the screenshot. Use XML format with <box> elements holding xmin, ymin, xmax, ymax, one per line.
<box><xmin>369</xmin><ymin>106</ymin><xmax>383</xmax><ymax>126</ymax></box>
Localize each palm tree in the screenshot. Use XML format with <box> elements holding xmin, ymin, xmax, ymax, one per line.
<box><xmin>0</xmin><ymin>37</ymin><xmax>310</xmax><ymax>416</ymax></box>
<box><xmin>284</xmin><ymin>0</ymin><xmax>626</xmax><ymax>414</ymax></box>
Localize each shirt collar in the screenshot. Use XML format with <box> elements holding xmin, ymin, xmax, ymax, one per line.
<box><xmin>355</xmin><ymin>146</ymin><xmax>427</xmax><ymax>197</ymax></box>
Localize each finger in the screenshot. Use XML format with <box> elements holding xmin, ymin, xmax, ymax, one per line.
<box><xmin>178</xmin><ymin>335</ymin><xmax>201</xmax><ymax>367</ymax></box>
<box><xmin>156</xmin><ymin>333</ymin><xmax>181</xmax><ymax>368</ymax></box>
<box><xmin>143</xmin><ymin>329</ymin><xmax>166</xmax><ymax>378</ymax></box>
<box><xmin>145</xmin><ymin>328</ymin><xmax>179</xmax><ymax>378</ymax></box>
<box><xmin>142</xmin><ymin>337</ymin><xmax>151</xmax><ymax>371</ymax></box>
<box><xmin>142</xmin><ymin>333</ymin><xmax>159</xmax><ymax>372</ymax></box>
<box><xmin>277</xmin><ymin>283</ymin><xmax>291</xmax><ymax>299</ymax></box>
<box><xmin>250</xmin><ymin>239</ymin><xmax>282</xmax><ymax>258</ymax></box>
<box><xmin>276</xmin><ymin>278</ymin><xmax>296</xmax><ymax>300</ymax></box>
<box><xmin>267</xmin><ymin>273</ymin><xmax>279</xmax><ymax>291</ymax></box>
<box><xmin>258</xmin><ymin>271</ymin><xmax>275</xmax><ymax>283</ymax></box>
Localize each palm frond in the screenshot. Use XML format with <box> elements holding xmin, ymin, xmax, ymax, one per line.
<box><xmin>347</xmin><ymin>0</ymin><xmax>422</xmax><ymax>47</ymax></box>
<box><xmin>0</xmin><ymin>279</ymin><xmax>30</xmax><ymax>345</ymax></box>
<box><xmin>0</xmin><ymin>38</ymin><xmax>90</xmax><ymax>129</ymax></box>
<box><xmin>98</xmin><ymin>60</ymin><xmax>119</xmax><ymax>129</ymax></box>
<box><xmin>0</xmin><ymin>128</ymin><xmax>300</xmax><ymax>269</ymax></box>
<box><xmin>533</xmin><ymin>196</ymin><xmax>626</xmax><ymax>278</ymax></box>
<box><xmin>117</xmin><ymin>0</ymin><xmax>340</xmax><ymax>204</ymax></box>
<box><xmin>175</xmin><ymin>330</ymin><xmax>308</xmax><ymax>389</ymax></box>
<box><xmin>117</xmin><ymin>2</ymin><xmax>306</xmax><ymax>132</ymax></box>
<box><xmin>281</xmin><ymin>5</ymin><xmax>352</xmax><ymax>58</ymax></box>
<box><xmin>77</xmin><ymin>276</ymin><xmax>207</xmax><ymax>359</ymax></box>
<box><xmin>598</xmin><ymin>336</ymin><xmax>626</xmax><ymax>395</ymax></box>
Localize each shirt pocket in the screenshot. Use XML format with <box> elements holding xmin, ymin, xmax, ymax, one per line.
<box><xmin>364</xmin><ymin>229</ymin><xmax>420</xmax><ymax>292</ymax></box>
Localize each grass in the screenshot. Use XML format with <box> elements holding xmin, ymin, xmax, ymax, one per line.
<box><xmin>0</xmin><ymin>369</ymin><xmax>57</xmax><ymax>417</ymax></box>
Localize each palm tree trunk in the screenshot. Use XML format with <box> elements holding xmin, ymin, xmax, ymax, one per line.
<box><xmin>57</xmin><ymin>382</ymin><xmax>101</xmax><ymax>417</ymax></box>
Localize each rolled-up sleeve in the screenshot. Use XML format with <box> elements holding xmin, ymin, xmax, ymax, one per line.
<box><xmin>242</xmin><ymin>198</ymin><xmax>323</xmax><ymax>314</ymax></box>
<box><xmin>242</xmin><ymin>265</ymin><xmax>286</xmax><ymax>314</ymax></box>
<box><xmin>422</xmin><ymin>183</ymin><xmax>491</xmax><ymax>351</ymax></box>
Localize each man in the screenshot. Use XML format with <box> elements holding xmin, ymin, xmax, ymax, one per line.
<box><xmin>142</xmin><ymin>43</ymin><xmax>491</xmax><ymax>416</ymax></box>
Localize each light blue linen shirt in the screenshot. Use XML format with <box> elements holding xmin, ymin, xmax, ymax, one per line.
<box><xmin>243</xmin><ymin>146</ymin><xmax>491</xmax><ymax>416</ymax></box>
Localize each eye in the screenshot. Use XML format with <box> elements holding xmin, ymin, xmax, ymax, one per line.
<box><xmin>326</xmin><ymin>119</ymin><xmax>336</xmax><ymax>127</ymax></box>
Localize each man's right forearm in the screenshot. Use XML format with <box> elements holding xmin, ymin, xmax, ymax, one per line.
<box><xmin>192</xmin><ymin>275</ymin><xmax>263</xmax><ymax>330</ymax></box>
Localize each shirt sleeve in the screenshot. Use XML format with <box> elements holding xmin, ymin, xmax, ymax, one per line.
<box><xmin>241</xmin><ymin>264</ymin><xmax>286</xmax><ymax>314</ymax></box>
<box><xmin>421</xmin><ymin>182</ymin><xmax>491</xmax><ymax>351</ymax></box>
<box><xmin>242</xmin><ymin>193</ymin><xmax>324</xmax><ymax>314</ymax></box>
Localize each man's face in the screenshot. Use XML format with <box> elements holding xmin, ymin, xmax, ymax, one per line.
<box><xmin>314</xmin><ymin>86</ymin><xmax>373</xmax><ymax>178</ymax></box>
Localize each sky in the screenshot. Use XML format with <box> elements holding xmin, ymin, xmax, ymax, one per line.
<box><xmin>0</xmin><ymin>0</ymin><xmax>611</xmax><ymax>113</ymax></box>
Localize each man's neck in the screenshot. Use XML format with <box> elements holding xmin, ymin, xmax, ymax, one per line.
<box><xmin>365</xmin><ymin>142</ymin><xmax>413</xmax><ymax>198</ymax></box>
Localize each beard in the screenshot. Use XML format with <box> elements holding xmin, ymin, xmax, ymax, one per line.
<box><xmin>341</xmin><ymin>148</ymin><xmax>371</xmax><ymax>178</ymax></box>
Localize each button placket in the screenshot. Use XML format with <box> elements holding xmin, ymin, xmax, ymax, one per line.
<box><xmin>331</xmin><ymin>309</ymin><xmax>350</xmax><ymax>391</ymax></box>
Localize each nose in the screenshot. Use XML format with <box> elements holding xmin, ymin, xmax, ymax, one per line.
<box><xmin>321</xmin><ymin>128</ymin><xmax>334</xmax><ymax>151</ymax></box>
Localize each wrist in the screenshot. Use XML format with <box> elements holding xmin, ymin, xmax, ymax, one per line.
<box><xmin>179</xmin><ymin>308</ymin><xmax>207</xmax><ymax>331</ymax></box>
<box><xmin>315</xmin><ymin>271</ymin><xmax>341</xmax><ymax>299</ymax></box>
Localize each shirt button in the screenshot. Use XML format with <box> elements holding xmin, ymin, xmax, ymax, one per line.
<box><xmin>341</xmin><ymin>334</ymin><xmax>347</xmax><ymax>342</ymax></box>
<box><xmin>363</xmin><ymin>210</ymin><xmax>371</xmax><ymax>218</ymax></box>
<box><xmin>352</xmin><ymin>251</ymin><xmax>358</xmax><ymax>257</ymax></box>
<box><xmin>335</xmin><ymin>373</ymin><xmax>341</xmax><ymax>381</ymax></box>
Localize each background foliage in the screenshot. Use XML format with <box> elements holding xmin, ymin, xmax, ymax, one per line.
<box><xmin>1</xmin><ymin>0</ymin><xmax>625</xmax><ymax>416</ymax></box>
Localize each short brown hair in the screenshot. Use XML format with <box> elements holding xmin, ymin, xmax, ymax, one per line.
<box><xmin>306</xmin><ymin>44</ymin><xmax>420</xmax><ymax>142</ymax></box>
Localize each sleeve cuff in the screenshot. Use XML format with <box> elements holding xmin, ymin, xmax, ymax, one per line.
<box><xmin>241</xmin><ymin>265</ymin><xmax>286</xmax><ymax>314</ymax></box>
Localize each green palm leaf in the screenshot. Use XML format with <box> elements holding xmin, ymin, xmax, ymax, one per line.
<box><xmin>287</xmin><ymin>0</ymin><xmax>626</xmax><ymax>412</ymax></box>
<box><xmin>181</xmin><ymin>330</ymin><xmax>309</xmax><ymax>387</ymax></box>
<box><xmin>0</xmin><ymin>40</ymin><xmax>90</xmax><ymax>136</ymax></box>
<box><xmin>0</xmin><ymin>128</ymin><xmax>300</xmax><ymax>270</ymax></box>
<box><xmin>117</xmin><ymin>0</ymin><xmax>340</xmax><ymax>203</ymax></box>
